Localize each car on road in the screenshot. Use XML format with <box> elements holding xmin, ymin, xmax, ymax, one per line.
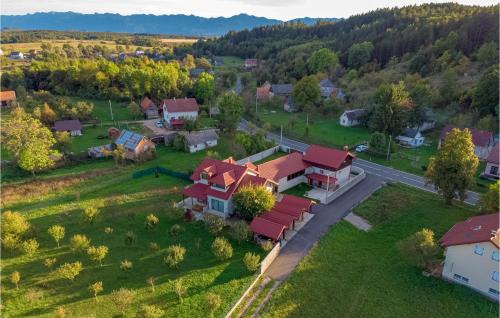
<box><xmin>155</xmin><ymin>121</ymin><xmax>163</xmax><ymax>128</ymax></box>
<box><xmin>355</xmin><ymin>144</ymin><xmax>369</xmax><ymax>152</ymax></box>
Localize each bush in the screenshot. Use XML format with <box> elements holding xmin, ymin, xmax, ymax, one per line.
<box><xmin>149</xmin><ymin>242</ymin><xmax>160</xmax><ymax>252</ymax></box>
<box><xmin>111</xmin><ymin>288</ymin><xmax>136</xmax><ymax>316</ymax></box>
<box><xmin>205</xmin><ymin>292</ymin><xmax>221</xmax><ymax>317</ymax></box>
<box><xmin>261</xmin><ymin>240</ymin><xmax>274</xmax><ymax>252</ymax></box>
<box><xmin>88</xmin><ymin>281</ymin><xmax>103</xmax><ymax>301</ymax></box>
<box><xmin>70</xmin><ymin>234</ymin><xmax>91</xmax><ymax>252</ymax></box>
<box><xmin>43</xmin><ymin>257</ymin><xmax>57</xmax><ymax>269</ymax></box>
<box><xmin>138</xmin><ymin>305</ymin><xmax>165</xmax><ymax>318</ymax></box>
<box><xmin>21</xmin><ymin>239</ymin><xmax>39</xmax><ymax>257</ymax></box>
<box><xmin>211</xmin><ymin>237</ymin><xmax>233</xmax><ymax>261</ymax></box>
<box><xmin>173</xmin><ymin>278</ymin><xmax>187</xmax><ymax>304</ymax></box>
<box><xmin>83</xmin><ymin>207</ymin><xmax>100</xmax><ymax>224</ymax></box>
<box><xmin>58</xmin><ymin>262</ymin><xmax>83</xmax><ymax>281</ymax></box>
<box><xmin>47</xmin><ymin>225</ymin><xmax>65</xmax><ymax>247</ymax></box>
<box><xmin>164</xmin><ymin>244</ymin><xmax>186</xmax><ymax>268</ymax></box>
<box><xmin>104</xmin><ymin>227</ymin><xmax>114</xmax><ymax>234</ymax></box>
<box><xmin>124</xmin><ymin>231</ymin><xmax>137</xmax><ymax>246</ymax></box>
<box><xmin>243</xmin><ymin>252</ymin><xmax>261</xmax><ymax>272</ymax></box>
<box><xmin>120</xmin><ymin>259</ymin><xmax>133</xmax><ymax>271</ymax></box>
<box><xmin>2</xmin><ymin>234</ymin><xmax>20</xmax><ymax>250</ymax></box>
<box><xmin>169</xmin><ymin>224</ymin><xmax>182</xmax><ymax>238</ymax></box>
<box><xmin>229</xmin><ymin>220</ymin><xmax>250</xmax><ymax>244</ymax></box>
<box><xmin>204</xmin><ymin>214</ymin><xmax>225</xmax><ymax>235</ymax></box>
<box><xmin>87</xmin><ymin>245</ymin><xmax>109</xmax><ymax>266</ymax></box>
<box><xmin>398</xmin><ymin>228</ymin><xmax>439</xmax><ymax>270</ymax></box>
<box><xmin>145</xmin><ymin>213</ymin><xmax>160</xmax><ymax>231</ymax></box>
<box><xmin>1</xmin><ymin>211</ymin><xmax>30</xmax><ymax>249</ymax></box>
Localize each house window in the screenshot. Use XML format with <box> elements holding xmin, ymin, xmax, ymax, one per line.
<box><xmin>492</xmin><ymin>271</ymin><xmax>499</xmax><ymax>282</ymax></box>
<box><xmin>211</xmin><ymin>199</ymin><xmax>224</xmax><ymax>213</ymax></box>
<box><xmin>474</xmin><ymin>245</ymin><xmax>484</xmax><ymax>256</ymax></box>
<box><xmin>201</xmin><ymin>172</ymin><xmax>208</xmax><ymax>180</ymax></box>
<box><xmin>491</xmin><ymin>166</ymin><xmax>498</xmax><ymax>175</ymax></box>
<box><xmin>489</xmin><ymin>288</ymin><xmax>500</xmax><ymax>296</ymax></box>
<box><xmin>493</xmin><ymin>251</ymin><xmax>500</xmax><ymax>261</ymax></box>
<box><xmin>453</xmin><ymin>274</ymin><xmax>469</xmax><ymax>283</ymax></box>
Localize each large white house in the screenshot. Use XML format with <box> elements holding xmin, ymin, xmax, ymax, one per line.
<box><xmin>339</xmin><ymin>109</ymin><xmax>367</xmax><ymax>127</ymax></box>
<box><xmin>162</xmin><ymin>97</ymin><xmax>199</xmax><ymax>129</ymax></box>
<box><xmin>440</xmin><ymin>213</ymin><xmax>500</xmax><ymax>301</ymax></box>
<box><xmin>181</xmin><ymin>145</ymin><xmax>355</xmax><ymax>218</ymax></box>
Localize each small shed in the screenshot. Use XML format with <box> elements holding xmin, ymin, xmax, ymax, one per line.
<box><xmin>180</xmin><ymin>130</ymin><xmax>219</xmax><ymax>153</ymax></box>
<box><xmin>397</xmin><ymin>128</ymin><xmax>425</xmax><ymax>148</ymax></box>
<box><xmin>54</xmin><ymin>119</ymin><xmax>82</xmax><ymax>136</ymax></box>
<box><xmin>0</xmin><ymin>90</ymin><xmax>17</xmax><ymax>107</ymax></box>
<box><xmin>250</xmin><ymin>217</ymin><xmax>286</xmax><ymax>242</ymax></box>
<box><xmin>140</xmin><ymin>97</ymin><xmax>159</xmax><ymax>119</ymax></box>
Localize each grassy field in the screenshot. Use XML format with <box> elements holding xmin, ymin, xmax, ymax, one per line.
<box><xmin>1</xmin><ymin>40</ymin><xmax>153</xmax><ymax>55</ymax></box>
<box><xmin>254</xmin><ymin>108</ymin><xmax>492</xmax><ymax>191</ymax></box>
<box><xmin>282</xmin><ymin>184</ymin><xmax>312</xmax><ymax>199</ymax></box>
<box><xmin>261</xmin><ymin>184</ymin><xmax>498</xmax><ymax>318</ymax></box>
<box><xmin>1</xmin><ymin>143</ymin><xmax>263</xmax><ymax>317</ymax></box>
<box><xmin>214</xmin><ymin>56</ymin><xmax>244</xmax><ymax>71</ymax></box>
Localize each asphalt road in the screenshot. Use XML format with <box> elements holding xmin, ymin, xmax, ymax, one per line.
<box><xmin>265</xmin><ymin>174</ymin><xmax>385</xmax><ymax>280</ymax></box>
<box><xmin>238</xmin><ymin>119</ymin><xmax>480</xmax><ymax>205</ymax></box>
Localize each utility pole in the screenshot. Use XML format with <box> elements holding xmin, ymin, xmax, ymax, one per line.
<box><xmin>255</xmin><ymin>92</ymin><xmax>258</xmax><ymax>114</ymax></box>
<box><xmin>109</xmin><ymin>100</ymin><xmax>114</xmax><ymax>121</ymax></box>
<box><xmin>280</xmin><ymin>125</ymin><xmax>283</xmax><ymax>145</ymax></box>
<box><xmin>386</xmin><ymin>134</ymin><xmax>392</xmax><ymax>161</ymax></box>
<box><xmin>306</xmin><ymin>113</ymin><xmax>309</xmax><ymax>126</ymax></box>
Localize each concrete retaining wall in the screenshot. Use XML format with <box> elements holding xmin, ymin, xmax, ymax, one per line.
<box><xmin>259</xmin><ymin>243</ymin><xmax>281</xmax><ymax>274</ymax></box>
<box><xmin>236</xmin><ymin>146</ymin><xmax>279</xmax><ymax>165</ymax></box>
<box><xmin>324</xmin><ymin>166</ymin><xmax>366</xmax><ymax>204</ymax></box>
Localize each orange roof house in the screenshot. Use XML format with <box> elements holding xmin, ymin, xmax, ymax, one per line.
<box><xmin>0</xmin><ymin>90</ymin><xmax>16</xmax><ymax>107</ymax></box>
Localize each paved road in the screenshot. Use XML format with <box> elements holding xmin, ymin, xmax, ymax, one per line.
<box><xmin>238</xmin><ymin>119</ymin><xmax>480</xmax><ymax>205</ymax></box>
<box><xmin>265</xmin><ymin>174</ymin><xmax>385</xmax><ymax>280</ymax></box>
<box><xmin>231</xmin><ymin>76</ymin><xmax>243</xmax><ymax>94</ymax></box>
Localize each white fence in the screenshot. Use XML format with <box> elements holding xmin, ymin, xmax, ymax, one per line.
<box><xmin>324</xmin><ymin>166</ymin><xmax>366</xmax><ymax>204</ymax></box>
<box><xmin>236</xmin><ymin>146</ymin><xmax>279</xmax><ymax>165</ymax></box>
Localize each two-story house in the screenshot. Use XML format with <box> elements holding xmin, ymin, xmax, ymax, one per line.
<box><xmin>162</xmin><ymin>97</ymin><xmax>199</xmax><ymax>129</ymax></box>
<box><xmin>440</xmin><ymin>213</ymin><xmax>500</xmax><ymax>301</ymax></box>
<box><xmin>439</xmin><ymin>125</ymin><xmax>495</xmax><ymax>160</ymax></box>
<box><xmin>182</xmin><ymin>157</ymin><xmax>277</xmax><ymax>218</ymax></box>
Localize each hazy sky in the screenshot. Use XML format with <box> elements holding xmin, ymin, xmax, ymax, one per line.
<box><xmin>2</xmin><ymin>0</ymin><xmax>498</xmax><ymax>20</ymax></box>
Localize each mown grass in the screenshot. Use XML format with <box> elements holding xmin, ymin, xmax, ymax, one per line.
<box><xmin>282</xmin><ymin>184</ymin><xmax>312</xmax><ymax>199</ymax></box>
<box><xmin>1</xmin><ymin>145</ymin><xmax>263</xmax><ymax>318</ymax></box>
<box><xmin>260</xmin><ymin>184</ymin><xmax>498</xmax><ymax>318</ymax></box>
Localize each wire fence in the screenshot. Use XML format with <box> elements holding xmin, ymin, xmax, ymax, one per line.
<box><xmin>132</xmin><ymin>166</ymin><xmax>190</xmax><ymax>180</ymax></box>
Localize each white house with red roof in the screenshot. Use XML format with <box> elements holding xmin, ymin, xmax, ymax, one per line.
<box><xmin>257</xmin><ymin>145</ymin><xmax>355</xmax><ymax>192</ymax></box>
<box><xmin>439</xmin><ymin>125</ymin><xmax>495</xmax><ymax>160</ymax></box>
<box><xmin>483</xmin><ymin>143</ymin><xmax>499</xmax><ymax>179</ymax></box>
<box><xmin>440</xmin><ymin>213</ymin><xmax>500</xmax><ymax>300</ymax></box>
<box><xmin>162</xmin><ymin>97</ymin><xmax>199</xmax><ymax>129</ymax></box>
<box><xmin>182</xmin><ymin>157</ymin><xmax>277</xmax><ymax>218</ymax></box>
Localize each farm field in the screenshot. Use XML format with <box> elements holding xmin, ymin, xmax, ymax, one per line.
<box><xmin>1</xmin><ymin>40</ymin><xmax>153</xmax><ymax>54</ymax></box>
<box><xmin>260</xmin><ymin>184</ymin><xmax>498</xmax><ymax>318</ymax></box>
<box><xmin>1</xmin><ymin>143</ymin><xmax>264</xmax><ymax>318</ymax></box>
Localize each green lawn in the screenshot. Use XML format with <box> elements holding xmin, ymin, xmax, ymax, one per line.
<box><xmin>261</xmin><ymin>184</ymin><xmax>498</xmax><ymax>318</ymax></box>
<box><xmin>66</xmin><ymin>96</ymin><xmax>137</xmax><ymax>122</ymax></box>
<box><xmin>253</xmin><ymin>151</ymin><xmax>288</xmax><ymax>165</ymax></box>
<box><xmin>1</xmin><ymin>146</ymin><xmax>264</xmax><ymax>318</ymax></box>
<box><xmin>214</xmin><ymin>56</ymin><xmax>244</xmax><ymax>71</ymax></box>
<box><xmin>254</xmin><ymin>109</ymin><xmax>492</xmax><ymax>192</ymax></box>
<box><xmin>282</xmin><ymin>184</ymin><xmax>312</xmax><ymax>199</ymax></box>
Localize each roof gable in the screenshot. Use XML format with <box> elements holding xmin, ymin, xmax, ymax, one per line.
<box><xmin>257</xmin><ymin>152</ymin><xmax>308</xmax><ymax>182</ymax></box>
<box><xmin>486</xmin><ymin>144</ymin><xmax>499</xmax><ymax>164</ymax></box>
<box><xmin>54</xmin><ymin>119</ymin><xmax>82</xmax><ymax>131</ymax></box>
<box><xmin>303</xmin><ymin>145</ymin><xmax>354</xmax><ymax>170</ymax></box>
<box><xmin>163</xmin><ymin>98</ymin><xmax>199</xmax><ymax>113</ymax></box>
<box><xmin>116</xmin><ymin>130</ymin><xmax>147</xmax><ymax>151</ymax></box>
<box><xmin>440</xmin><ymin>213</ymin><xmax>500</xmax><ymax>248</ymax></box>
<box><xmin>440</xmin><ymin>125</ymin><xmax>493</xmax><ymax>147</ymax></box>
<box><xmin>140</xmin><ymin>97</ymin><xmax>156</xmax><ymax>111</ymax></box>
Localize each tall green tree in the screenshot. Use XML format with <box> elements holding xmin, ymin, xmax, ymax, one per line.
<box><xmin>472</xmin><ymin>66</ymin><xmax>499</xmax><ymax>116</ymax></box>
<box><xmin>217</xmin><ymin>92</ymin><xmax>244</xmax><ymax>132</ymax></box>
<box><xmin>3</xmin><ymin>108</ymin><xmax>59</xmax><ymax>176</ymax></box>
<box><xmin>292</xmin><ymin>76</ymin><xmax>321</xmax><ymax>111</ymax></box>
<box><xmin>476</xmin><ymin>42</ymin><xmax>498</xmax><ymax>68</ymax></box>
<box><xmin>425</xmin><ymin>128</ymin><xmax>479</xmax><ymax>205</ymax></box>
<box><xmin>233</xmin><ymin>184</ymin><xmax>275</xmax><ymax>221</ymax></box>
<box><xmin>347</xmin><ymin>41</ymin><xmax>374</xmax><ymax>69</ymax></box>
<box><xmin>370</xmin><ymin>81</ymin><xmax>413</xmax><ymax>136</ymax></box>
<box><xmin>478</xmin><ymin>181</ymin><xmax>499</xmax><ymax>214</ymax></box>
<box><xmin>194</xmin><ymin>72</ymin><xmax>215</xmax><ymax>104</ymax></box>
<box><xmin>307</xmin><ymin>48</ymin><xmax>338</xmax><ymax>74</ymax></box>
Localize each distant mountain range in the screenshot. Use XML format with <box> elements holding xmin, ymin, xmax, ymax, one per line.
<box><xmin>0</xmin><ymin>12</ymin><xmax>339</xmax><ymax>37</ymax></box>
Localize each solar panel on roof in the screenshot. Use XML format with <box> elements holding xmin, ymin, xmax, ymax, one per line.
<box><xmin>116</xmin><ymin>130</ymin><xmax>144</xmax><ymax>151</ymax></box>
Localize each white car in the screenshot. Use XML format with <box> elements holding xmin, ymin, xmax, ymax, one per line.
<box><xmin>355</xmin><ymin>144</ymin><xmax>369</xmax><ymax>153</ymax></box>
<box><xmin>155</xmin><ymin>121</ymin><xmax>163</xmax><ymax>128</ymax></box>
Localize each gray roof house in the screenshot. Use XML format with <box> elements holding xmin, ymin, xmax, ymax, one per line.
<box><xmin>284</xmin><ymin>96</ymin><xmax>299</xmax><ymax>113</ymax></box>
<box><xmin>53</xmin><ymin>119</ymin><xmax>83</xmax><ymax>136</ymax></box>
<box><xmin>270</xmin><ymin>84</ymin><xmax>293</xmax><ymax>97</ymax></box>
<box><xmin>319</xmin><ymin>79</ymin><xmax>335</xmax><ymax>98</ymax></box>
<box><xmin>179</xmin><ymin>129</ymin><xmax>219</xmax><ymax>153</ymax></box>
<box><xmin>396</xmin><ymin>128</ymin><xmax>425</xmax><ymax>148</ymax></box>
<box><xmin>189</xmin><ymin>68</ymin><xmax>213</xmax><ymax>78</ymax></box>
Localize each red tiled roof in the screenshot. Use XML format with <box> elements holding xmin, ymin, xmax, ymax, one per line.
<box><xmin>182</xmin><ymin>183</ymin><xmax>209</xmax><ymax>201</ymax></box>
<box><xmin>440</xmin><ymin>213</ymin><xmax>500</xmax><ymax>248</ymax></box>
<box><xmin>0</xmin><ymin>90</ymin><xmax>16</xmax><ymax>102</ymax></box>
<box><xmin>163</xmin><ymin>98</ymin><xmax>199</xmax><ymax>113</ymax></box>
<box><xmin>212</xmin><ymin>170</ymin><xmax>236</xmax><ymax>187</ymax></box>
<box><xmin>303</xmin><ymin>145</ymin><xmax>355</xmax><ymax>170</ymax></box>
<box><xmin>280</xmin><ymin>194</ymin><xmax>315</xmax><ymax>212</ymax></box>
<box><xmin>140</xmin><ymin>97</ymin><xmax>156</xmax><ymax>111</ymax></box>
<box><xmin>272</xmin><ymin>203</ymin><xmax>302</xmax><ymax>220</ymax></box>
<box><xmin>243</xmin><ymin>161</ymin><xmax>257</xmax><ymax>170</ymax></box>
<box><xmin>54</xmin><ymin>119</ymin><xmax>82</xmax><ymax>131</ymax></box>
<box><xmin>245</xmin><ymin>59</ymin><xmax>258</xmax><ymax>66</ymax></box>
<box><xmin>257</xmin><ymin>152</ymin><xmax>308</xmax><ymax>182</ymax></box>
<box><xmin>250</xmin><ymin>217</ymin><xmax>285</xmax><ymax>241</ymax></box>
<box><xmin>257</xmin><ymin>86</ymin><xmax>270</xmax><ymax>100</ymax></box>
<box><xmin>262</xmin><ymin>211</ymin><xmax>295</xmax><ymax>229</ymax></box>
<box><xmin>170</xmin><ymin>118</ymin><xmax>185</xmax><ymax>126</ymax></box>
<box><xmin>440</xmin><ymin>125</ymin><xmax>493</xmax><ymax>147</ymax></box>
<box><xmin>486</xmin><ymin>144</ymin><xmax>499</xmax><ymax>164</ymax></box>
<box><xmin>239</xmin><ymin>174</ymin><xmax>273</xmax><ymax>188</ymax></box>
<box><xmin>306</xmin><ymin>173</ymin><xmax>336</xmax><ymax>184</ymax></box>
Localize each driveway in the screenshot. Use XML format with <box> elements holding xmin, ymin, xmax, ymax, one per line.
<box><xmin>238</xmin><ymin>119</ymin><xmax>480</xmax><ymax>205</ymax></box>
<box><xmin>143</xmin><ymin>119</ymin><xmax>171</xmax><ymax>135</ymax></box>
<box><xmin>264</xmin><ymin>174</ymin><xmax>385</xmax><ymax>280</ymax></box>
